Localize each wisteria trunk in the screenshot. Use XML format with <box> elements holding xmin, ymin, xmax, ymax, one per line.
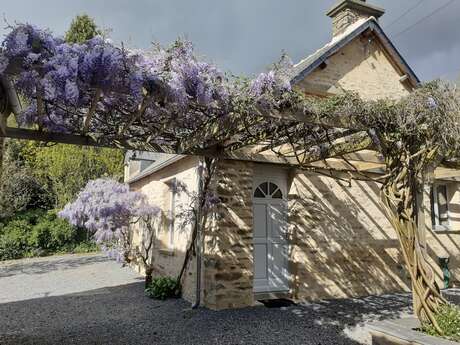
<box><xmin>380</xmin><ymin>151</ymin><xmax>447</xmax><ymax>334</ymax></box>
<box><xmin>145</xmin><ymin>266</ymin><xmax>153</xmax><ymax>288</ymax></box>
<box><xmin>176</xmin><ymin>157</ymin><xmax>218</xmax><ymax>292</ymax></box>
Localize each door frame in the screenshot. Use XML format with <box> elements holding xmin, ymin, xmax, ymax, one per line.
<box><xmin>252</xmin><ymin>166</ymin><xmax>290</xmax><ymax>293</ymax></box>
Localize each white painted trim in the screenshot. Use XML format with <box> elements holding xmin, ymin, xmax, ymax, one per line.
<box><xmin>168</xmin><ymin>178</ymin><xmax>177</xmax><ymax>250</ymax></box>
<box><xmin>432</xmin><ymin>183</ymin><xmax>452</xmax><ymax>231</ymax></box>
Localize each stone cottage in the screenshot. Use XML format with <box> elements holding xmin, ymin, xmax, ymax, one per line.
<box><xmin>125</xmin><ymin>0</ymin><xmax>460</xmax><ymax>310</ymax></box>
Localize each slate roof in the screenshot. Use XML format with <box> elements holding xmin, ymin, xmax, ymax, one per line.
<box><xmin>291</xmin><ymin>17</ymin><xmax>420</xmax><ymax>87</ymax></box>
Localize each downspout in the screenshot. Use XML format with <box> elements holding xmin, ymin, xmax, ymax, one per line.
<box><xmin>192</xmin><ymin>158</ymin><xmax>204</xmax><ymax>309</ymax></box>
<box><xmin>439</xmin><ymin>256</ymin><xmax>451</xmax><ymax>289</ymax></box>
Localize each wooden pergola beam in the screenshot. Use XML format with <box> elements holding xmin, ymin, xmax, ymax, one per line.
<box><xmin>341</xmin><ymin>150</ymin><xmax>384</xmax><ymax>164</ymax></box>
<box><xmin>226</xmin><ymin>131</ymin><xmax>373</xmax><ymax>166</ymax></box>
<box><xmin>434</xmin><ymin>167</ymin><xmax>460</xmax><ymax>180</ymax></box>
<box><xmin>1</xmin><ymin>127</ymin><xmax>123</xmax><ymax>149</ymax></box>
<box><xmin>1</xmin><ymin>125</ymin><xmax>373</xmax><ymax>171</ymax></box>
<box><xmin>312</xmin><ymin>158</ymin><xmax>385</xmax><ymax>172</ymax></box>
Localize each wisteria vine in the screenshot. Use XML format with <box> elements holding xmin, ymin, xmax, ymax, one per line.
<box><xmin>0</xmin><ymin>24</ymin><xmax>293</xmax><ymax>152</ymax></box>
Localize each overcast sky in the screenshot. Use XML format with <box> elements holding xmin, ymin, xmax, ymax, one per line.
<box><xmin>1</xmin><ymin>0</ymin><xmax>459</xmax><ymax>81</ymax></box>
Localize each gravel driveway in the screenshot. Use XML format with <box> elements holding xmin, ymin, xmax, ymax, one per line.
<box><xmin>0</xmin><ymin>254</ymin><xmax>413</xmax><ymax>345</ymax></box>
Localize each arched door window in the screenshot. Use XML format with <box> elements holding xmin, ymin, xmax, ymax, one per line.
<box><xmin>254</xmin><ymin>182</ymin><xmax>283</xmax><ymax>199</ymax></box>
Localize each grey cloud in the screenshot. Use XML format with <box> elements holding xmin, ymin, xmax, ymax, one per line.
<box><xmin>0</xmin><ymin>0</ymin><xmax>458</xmax><ymax>81</ymax></box>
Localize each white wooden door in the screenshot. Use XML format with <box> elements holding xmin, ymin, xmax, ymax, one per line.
<box><xmin>253</xmin><ymin>180</ymin><xmax>289</xmax><ymax>293</ymax></box>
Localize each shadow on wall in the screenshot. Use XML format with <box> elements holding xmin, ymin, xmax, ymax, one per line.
<box><xmin>202</xmin><ymin>160</ymin><xmax>256</xmax><ymax>309</ymax></box>
<box><xmin>288</xmin><ymin>172</ymin><xmax>412</xmax><ymax>301</ymax></box>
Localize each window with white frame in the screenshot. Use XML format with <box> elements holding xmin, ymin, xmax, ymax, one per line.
<box><xmin>166</xmin><ymin>178</ymin><xmax>177</xmax><ymax>249</ymax></box>
<box><xmin>431</xmin><ymin>183</ymin><xmax>450</xmax><ymax>230</ymax></box>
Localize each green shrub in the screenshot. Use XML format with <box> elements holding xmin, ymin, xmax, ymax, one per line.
<box><xmin>0</xmin><ymin>161</ymin><xmax>54</xmax><ymax>219</ymax></box>
<box><xmin>29</xmin><ymin>211</ymin><xmax>76</xmax><ymax>250</ymax></box>
<box><xmin>14</xmin><ymin>209</ymin><xmax>46</xmax><ymax>225</ymax></box>
<box><xmin>0</xmin><ymin>209</ymin><xmax>97</xmax><ymax>260</ymax></box>
<box><xmin>422</xmin><ymin>304</ymin><xmax>460</xmax><ymax>341</ymax></box>
<box><xmin>0</xmin><ymin>219</ymin><xmax>33</xmax><ymax>260</ymax></box>
<box><xmin>145</xmin><ymin>277</ymin><xmax>178</xmax><ymax>300</ymax></box>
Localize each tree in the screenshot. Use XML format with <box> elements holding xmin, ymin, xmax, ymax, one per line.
<box><xmin>59</xmin><ymin>178</ymin><xmax>160</xmax><ymax>284</ymax></box>
<box><xmin>0</xmin><ymin>162</ymin><xmax>53</xmax><ymax>219</ymax></box>
<box><xmin>0</xmin><ymin>140</ymin><xmax>54</xmax><ymax>219</ymax></box>
<box><xmin>65</xmin><ymin>14</ymin><xmax>101</xmax><ymax>44</ymax></box>
<box><xmin>33</xmin><ymin>144</ymin><xmax>124</xmax><ymax>208</ymax></box>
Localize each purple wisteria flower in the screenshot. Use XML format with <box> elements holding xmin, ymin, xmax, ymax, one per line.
<box><xmin>249</xmin><ymin>54</ymin><xmax>293</xmax><ymax>99</ymax></box>
<box><xmin>0</xmin><ymin>23</ymin><xmax>295</xmax><ymax>144</ymax></box>
<box><xmin>59</xmin><ymin>178</ymin><xmax>160</xmax><ymax>261</ymax></box>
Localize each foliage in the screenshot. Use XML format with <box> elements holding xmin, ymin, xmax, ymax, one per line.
<box><xmin>309</xmin><ymin>82</ymin><xmax>460</xmax><ymax>159</ymax></box>
<box><xmin>32</xmin><ymin>144</ymin><xmax>124</xmax><ymax>208</ymax></box>
<box><xmin>0</xmin><ymin>219</ymin><xmax>32</xmax><ymax>260</ymax></box>
<box><xmin>72</xmin><ymin>241</ymin><xmax>98</xmax><ymax>253</ymax></box>
<box><xmin>65</xmin><ymin>14</ymin><xmax>101</xmax><ymax>44</ymax></box>
<box><xmin>0</xmin><ymin>209</ymin><xmax>95</xmax><ymax>260</ymax></box>
<box><xmin>28</xmin><ymin>211</ymin><xmax>75</xmax><ymax>250</ymax></box>
<box><xmin>59</xmin><ymin>178</ymin><xmax>159</xmax><ymax>261</ymax></box>
<box><xmin>0</xmin><ymin>160</ymin><xmax>53</xmax><ymax>219</ymax></box>
<box><xmin>145</xmin><ymin>276</ymin><xmax>178</xmax><ymax>300</ymax></box>
<box><xmin>1</xmin><ymin>137</ymin><xmax>123</xmax><ymax>210</ymax></box>
<box><xmin>422</xmin><ymin>304</ymin><xmax>460</xmax><ymax>341</ymax></box>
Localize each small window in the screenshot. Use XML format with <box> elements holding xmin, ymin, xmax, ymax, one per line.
<box><xmin>166</xmin><ymin>178</ymin><xmax>177</xmax><ymax>249</ymax></box>
<box><xmin>431</xmin><ymin>184</ymin><xmax>450</xmax><ymax>231</ymax></box>
<box><xmin>254</xmin><ymin>182</ymin><xmax>283</xmax><ymax>199</ymax></box>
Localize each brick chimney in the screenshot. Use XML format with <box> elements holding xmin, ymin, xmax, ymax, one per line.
<box><xmin>326</xmin><ymin>0</ymin><xmax>385</xmax><ymax>37</ymax></box>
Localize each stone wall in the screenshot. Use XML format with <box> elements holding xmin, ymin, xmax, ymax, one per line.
<box><xmin>289</xmin><ymin>171</ymin><xmax>460</xmax><ymax>301</ymax></box>
<box><xmin>297</xmin><ymin>36</ymin><xmax>412</xmax><ymax>100</ymax></box>
<box><xmin>129</xmin><ymin>156</ymin><xmax>199</xmax><ymax>303</ymax></box>
<box><xmin>199</xmin><ymin>161</ymin><xmax>408</xmax><ymax>308</ymax></box>
<box><xmin>202</xmin><ymin>160</ymin><xmax>255</xmax><ymax>310</ymax></box>
<box><xmin>288</xmin><ymin>171</ymin><xmax>410</xmax><ymax>300</ymax></box>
